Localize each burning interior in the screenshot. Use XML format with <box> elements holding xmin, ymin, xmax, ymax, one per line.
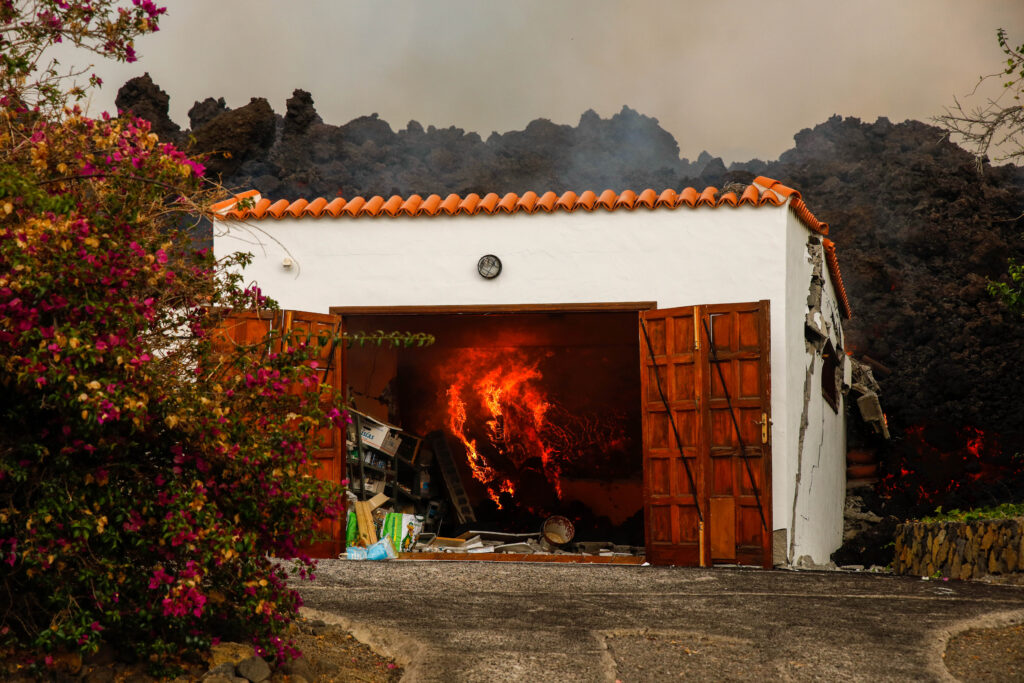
<box><xmin>342</xmin><ymin>309</ymin><xmax>646</xmax><ymax>547</ymax></box>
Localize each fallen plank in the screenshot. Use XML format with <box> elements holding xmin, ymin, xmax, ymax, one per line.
<box><xmin>367</xmin><ymin>492</ymin><xmax>389</xmax><ymax>510</ymax></box>
<box><xmin>354</xmin><ymin>501</ymin><xmax>377</xmax><ymax>546</ymax></box>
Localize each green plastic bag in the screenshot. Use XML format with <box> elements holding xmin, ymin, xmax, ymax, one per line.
<box><xmin>345</xmin><ymin>509</ymin><xmax>358</xmax><ymax>547</ymax></box>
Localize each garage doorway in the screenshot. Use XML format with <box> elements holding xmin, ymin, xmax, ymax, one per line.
<box><xmin>333</xmin><ymin>300</ymin><xmax>772</xmax><ymax>568</ymax></box>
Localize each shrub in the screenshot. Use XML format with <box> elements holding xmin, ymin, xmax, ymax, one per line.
<box><xmin>0</xmin><ymin>105</ymin><xmax>352</xmax><ymax>674</ymax></box>
<box><xmin>0</xmin><ymin>1</ymin><xmax>349</xmax><ymax>674</ymax></box>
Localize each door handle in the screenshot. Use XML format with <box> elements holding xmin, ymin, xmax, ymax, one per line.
<box><xmin>754</xmin><ymin>413</ymin><xmax>770</xmax><ymax>444</ymax></box>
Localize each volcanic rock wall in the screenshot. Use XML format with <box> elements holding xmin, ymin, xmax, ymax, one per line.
<box><xmin>117</xmin><ymin>76</ymin><xmax>1024</xmax><ymax>511</ymax></box>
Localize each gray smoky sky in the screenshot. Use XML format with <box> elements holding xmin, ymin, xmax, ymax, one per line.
<box><xmin>54</xmin><ymin>0</ymin><xmax>1024</xmax><ymax>163</ymax></box>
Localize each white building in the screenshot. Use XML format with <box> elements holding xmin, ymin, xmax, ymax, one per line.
<box><xmin>213</xmin><ymin>176</ymin><xmax>853</xmax><ymax>566</ymax></box>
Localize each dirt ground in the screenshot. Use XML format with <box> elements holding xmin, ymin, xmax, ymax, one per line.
<box><xmin>943</xmin><ymin>622</ymin><xmax>1024</xmax><ymax>682</ymax></box>
<box><xmin>286</xmin><ymin>617</ymin><xmax>403</xmax><ymax>683</ymax></box>
<box><xmin>0</xmin><ymin>616</ymin><xmax>403</xmax><ymax>682</ymax></box>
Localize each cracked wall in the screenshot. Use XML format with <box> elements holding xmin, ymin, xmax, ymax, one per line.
<box><xmin>782</xmin><ymin>220</ymin><xmax>848</xmax><ymax>566</ymax></box>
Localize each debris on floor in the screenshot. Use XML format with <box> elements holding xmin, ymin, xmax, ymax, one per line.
<box><xmin>342</xmin><ymin>413</ymin><xmax>645</xmax><ymax>561</ymax></box>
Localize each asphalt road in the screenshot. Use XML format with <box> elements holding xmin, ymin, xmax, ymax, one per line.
<box><xmin>295</xmin><ymin>561</ymin><xmax>1024</xmax><ymax>682</ymax></box>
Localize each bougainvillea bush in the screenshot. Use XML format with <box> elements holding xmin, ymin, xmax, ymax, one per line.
<box><xmin>0</xmin><ymin>108</ymin><xmax>349</xmax><ymax>673</ymax></box>
<box><xmin>0</xmin><ymin>1</ymin><xmax>348</xmax><ymax>675</ymax></box>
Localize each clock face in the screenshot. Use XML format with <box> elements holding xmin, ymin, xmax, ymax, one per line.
<box><xmin>477</xmin><ymin>254</ymin><xmax>502</xmax><ymax>279</ymax></box>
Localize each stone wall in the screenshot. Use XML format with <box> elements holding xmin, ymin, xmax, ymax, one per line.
<box><xmin>894</xmin><ymin>519</ymin><xmax>1024</xmax><ymax>580</ymax></box>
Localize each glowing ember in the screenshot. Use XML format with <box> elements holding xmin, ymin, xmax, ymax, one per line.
<box><xmin>879</xmin><ymin>424</ymin><xmax>1016</xmax><ymax>507</ymax></box>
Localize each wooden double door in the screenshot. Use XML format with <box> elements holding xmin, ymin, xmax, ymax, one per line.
<box><xmin>640</xmin><ymin>301</ymin><xmax>772</xmax><ymax>568</ymax></box>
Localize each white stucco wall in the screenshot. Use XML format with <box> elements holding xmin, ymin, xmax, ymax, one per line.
<box><xmin>783</xmin><ymin>211</ymin><xmax>847</xmax><ymax>564</ymax></box>
<box><xmin>216</xmin><ymin>202</ymin><xmax>845</xmax><ymax>563</ymax></box>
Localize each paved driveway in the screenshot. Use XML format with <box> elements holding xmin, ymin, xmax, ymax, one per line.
<box><xmin>296</xmin><ymin>561</ymin><xmax>1024</xmax><ymax>682</ymax></box>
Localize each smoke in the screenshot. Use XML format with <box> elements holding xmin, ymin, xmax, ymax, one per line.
<box><xmin>47</xmin><ymin>0</ymin><xmax>1024</xmax><ymax>163</ymax></box>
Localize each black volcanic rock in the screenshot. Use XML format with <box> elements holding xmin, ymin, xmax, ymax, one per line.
<box><xmin>187</xmin><ymin>97</ymin><xmax>228</xmax><ymax>130</ymax></box>
<box><xmin>283</xmin><ymin>89</ymin><xmax>322</xmax><ymax>138</ymax></box>
<box><xmin>189</xmin><ymin>97</ymin><xmax>276</xmax><ymax>179</ymax></box>
<box><xmin>114</xmin><ymin>73</ymin><xmax>181</xmax><ymax>143</ymax></box>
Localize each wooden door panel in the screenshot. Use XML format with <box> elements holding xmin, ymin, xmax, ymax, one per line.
<box><xmin>284</xmin><ymin>310</ymin><xmax>345</xmax><ymax>558</ymax></box>
<box><xmin>710</xmin><ymin>497</ymin><xmax>736</xmax><ymax>560</ymax></box>
<box><xmin>641</xmin><ymin>307</ymin><xmax>705</xmax><ymax>566</ymax></box>
<box><xmin>702</xmin><ymin>302</ymin><xmax>771</xmax><ymax>568</ymax></box>
<box><xmin>643</xmin><ymin>301</ymin><xmax>772</xmax><ymax>568</ymax></box>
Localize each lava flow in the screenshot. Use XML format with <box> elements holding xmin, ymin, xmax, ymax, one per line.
<box><xmin>879</xmin><ymin>424</ymin><xmax>1019</xmax><ymax>508</ymax></box>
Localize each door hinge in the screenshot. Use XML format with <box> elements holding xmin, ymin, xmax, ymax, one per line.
<box><xmin>693</xmin><ymin>309</ymin><xmax>700</xmax><ymax>351</ymax></box>
<box><xmin>755</xmin><ymin>412</ymin><xmax>770</xmax><ymax>444</ymax></box>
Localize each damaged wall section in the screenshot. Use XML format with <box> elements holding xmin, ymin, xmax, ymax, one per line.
<box><xmin>782</xmin><ymin>218</ymin><xmax>849</xmax><ymax>565</ymax></box>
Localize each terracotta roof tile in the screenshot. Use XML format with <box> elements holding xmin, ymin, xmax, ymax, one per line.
<box><xmin>655</xmin><ymin>188</ymin><xmax>678</xmax><ymax>208</ymax></box>
<box><xmin>615</xmin><ymin>190</ymin><xmax>638</xmax><ymax>209</ymax></box>
<box><xmin>576</xmin><ymin>190</ymin><xmax>597</xmax><ymax>211</ymax></box>
<box><xmin>266</xmin><ymin>199</ymin><xmax>290</xmax><ymax>219</ymax></box>
<box><xmin>343</xmin><ymin>196</ymin><xmax>366</xmax><ymax>216</ymax></box>
<box><xmin>595</xmin><ymin>189</ymin><xmax>617</xmax><ymax>210</ymax></box>
<box><xmin>739</xmin><ymin>184</ymin><xmax>761</xmax><ymax>205</ymax></box>
<box><xmin>536</xmin><ymin>191</ymin><xmax>559</xmax><ymax>213</ymax></box>
<box><xmin>555</xmin><ymin>190</ymin><xmax>578</xmax><ymax>212</ymax></box>
<box><xmin>696</xmin><ymin>186</ymin><xmax>718</xmax><ymax>206</ymax></box>
<box><xmin>635</xmin><ymin>188</ymin><xmax>658</xmax><ymax>208</ymax></box>
<box><xmin>285</xmin><ymin>198</ymin><xmax>308</xmax><ymax>218</ymax></box>
<box><xmin>821</xmin><ymin>238</ymin><xmax>852</xmax><ymax>319</ymax></box>
<box><xmin>304</xmin><ymin>197</ymin><xmax>328</xmax><ymax>216</ymax></box>
<box><xmin>212</xmin><ymin>176</ymin><xmax>847</xmax><ymax>316</ymax></box>
<box><xmin>324</xmin><ymin>197</ymin><xmax>346</xmax><ymax>217</ymax></box>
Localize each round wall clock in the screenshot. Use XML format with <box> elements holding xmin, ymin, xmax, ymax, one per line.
<box><xmin>477</xmin><ymin>254</ymin><xmax>502</xmax><ymax>279</ymax></box>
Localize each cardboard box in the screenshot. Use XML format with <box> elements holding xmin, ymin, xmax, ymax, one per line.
<box><xmin>353</xmin><ymin>411</ymin><xmax>402</xmax><ymax>456</ymax></box>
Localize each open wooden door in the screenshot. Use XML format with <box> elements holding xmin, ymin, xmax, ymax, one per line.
<box><xmin>641</xmin><ymin>301</ymin><xmax>771</xmax><ymax>568</ymax></box>
<box><xmin>282</xmin><ymin>310</ymin><xmax>345</xmax><ymax>558</ymax></box>
<box><xmin>211</xmin><ymin>309</ymin><xmax>346</xmax><ymax>558</ymax></box>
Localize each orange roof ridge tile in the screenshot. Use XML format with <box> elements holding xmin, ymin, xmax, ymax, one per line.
<box><xmin>324</xmin><ymin>197</ymin><xmax>347</xmax><ymax>217</ymax></box>
<box><xmin>615</xmin><ymin>190</ymin><xmax>638</xmax><ymax>209</ymax></box>
<box><xmin>342</xmin><ymin>196</ymin><xmax>366</xmax><ymax>216</ymax></box>
<box><xmin>576</xmin><ymin>190</ymin><xmax>597</xmax><ymax>211</ymax></box>
<box><xmin>496</xmin><ymin>192</ymin><xmax>519</xmax><ymax>213</ymax></box>
<box><xmin>595</xmin><ymin>189</ymin><xmax>618</xmax><ymax>210</ymax></box>
<box><xmin>266</xmin><ymin>199</ymin><xmax>290</xmax><ymax>219</ymax></box>
<box><xmin>717</xmin><ymin>191</ymin><xmax>739</xmax><ymax>207</ymax></box>
<box><xmin>440</xmin><ymin>193</ymin><xmax>462</xmax><ymax>215</ymax></box>
<box><xmin>696</xmin><ymin>187</ymin><xmax>718</xmax><ymax>206</ymax></box>
<box><xmin>678</xmin><ymin>187</ymin><xmax>699</xmax><ymax>207</ymax></box>
<box><xmin>285</xmin><ymin>198</ymin><xmax>309</xmax><ymax>218</ymax></box>
<box><xmin>822</xmin><ymin>238</ymin><xmax>852</xmax><ymax>319</ymax></box>
<box><xmin>739</xmin><ymin>185</ymin><xmax>760</xmax><ymax>205</ymax></box>
<box><xmin>555</xmin><ymin>190</ymin><xmax>579</xmax><ymax>212</ymax></box>
<box><xmin>304</xmin><ymin>197</ymin><xmax>328</xmax><ymax>217</ymax></box>
<box><xmin>419</xmin><ymin>194</ymin><xmax>442</xmax><ymax>215</ymax></box>
<box><xmin>381</xmin><ymin>195</ymin><xmax>403</xmax><ymax>217</ymax></box>
<box><xmin>399</xmin><ymin>194</ymin><xmax>423</xmax><ymax>216</ymax></box>
<box><xmin>535</xmin><ymin>191</ymin><xmax>559</xmax><ymax>213</ymax></box>
<box><xmin>474</xmin><ymin>193</ymin><xmax>499</xmax><ymax>214</ymax></box>
<box><xmin>790</xmin><ymin>197</ymin><xmax>828</xmax><ymax>235</ymax></box>
<box><xmin>635</xmin><ymin>189</ymin><xmax>658</xmax><ymax>209</ymax></box>
<box><xmin>516</xmin><ymin>191</ymin><xmax>539</xmax><ymax>213</ymax></box>
<box><xmin>363</xmin><ymin>196</ymin><xmax>385</xmax><ymax>216</ymax></box>
<box><xmin>655</xmin><ymin>188</ymin><xmax>678</xmax><ymax>208</ymax></box>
